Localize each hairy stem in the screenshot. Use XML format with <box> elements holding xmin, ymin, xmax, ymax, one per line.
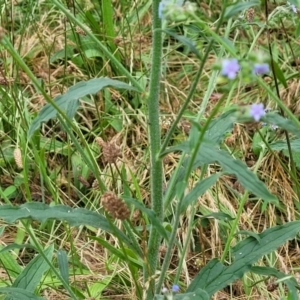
<box><xmin>144</xmin><ymin>0</ymin><xmax>163</xmax><ymax>298</ymax></box>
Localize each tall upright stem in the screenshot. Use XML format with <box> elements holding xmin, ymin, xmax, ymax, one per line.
<box><xmin>144</xmin><ymin>0</ymin><xmax>163</xmax><ymax>298</ymax></box>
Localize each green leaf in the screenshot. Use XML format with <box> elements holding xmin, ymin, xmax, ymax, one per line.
<box><xmin>0</xmin><ymin>203</ymin><xmax>134</xmax><ymax>252</ymax></box>
<box><xmin>282</xmin><ymin>150</ymin><xmax>300</xmax><ymax>168</ymax></box>
<box><xmin>270</xmin><ymin>139</ymin><xmax>300</xmax><ymax>151</ymax></box>
<box><xmin>250</xmin><ymin>266</ymin><xmax>299</xmax><ymax>300</ymax></box>
<box><xmin>187</xmin><ymin>221</ymin><xmax>300</xmax><ymax>295</ymax></box>
<box><xmin>288</xmin><ymin>0</ymin><xmax>300</xmax><ymax>8</ymax></box>
<box><xmin>0</xmin><ymin>243</ymin><xmax>37</xmax><ymax>254</ymax></box>
<box><xmin>12</xmin><ymin>245</ymin><xmax>54</xmax><ymax>292</ymax></box>
<box><xmin>201</xmin><ymin>109</ymin><xmax>236</xmax><ymax>145</ymax></box>
<box><xmin>162</xmin><ymin>29</ymin><xmax>202</xmax><ymax>60</ymax></box>
<box><xmin>272</xmin><ymin>61</ymin><xmax>287</xmax><ymax>88</ymax></box>
<box><xmin>50</xmin><ymin>45</ymin><xmax>74</xmax><ymax>63</ymax></box>
<box><xmin>202</xmin><ymin>212</ymin><xmax>235</xmax><ymax>222</ymax></box>
<box><xmin>235</xmin><ymin>230</ymin><xmax>261</xmax><ymax>243</ymax></box>
<box><xmin>57</xmin><ymin>250</ymin><xmax>69</xmax><ymax>285</ymax></box>
<box><xmin>224</xmin><ymin>0</ymin><xmax>260</xmax><ymax>19</ymax></box>
<box><xmin>0</xmin><ymin>245</ymin><xmax>22</xmax><ymax>279</ymax></box>
<box><xmin>28</xmin><ymin>78</ymin><xmax>138</xmax><ymax>137</ymax></box>
<box><xmin>264</xmin><ymin>113</ymin><xmax>300</xmax><ymax>138</ymax></box>
<box><xmin>166</xmin><ymin>142</ymin><xmax>277</xmax><ymax>203</ymax></box>
<box><xmin>181</xmin><ymin>173</ymin><xmax>222</xmax><ymax>213</ymax></box>
<box><xmin>0</xmin><ymin>287</ymin><xmax>45</xmax><ymax>300</ymax></box>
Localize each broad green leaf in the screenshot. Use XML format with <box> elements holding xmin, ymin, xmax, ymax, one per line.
<box><xmin>0</xmin><ymin>203</ymin><xmax>134</xmax><ymax>252</ymax></box>
<box><xmin>162</xmin><ymin>29</ymin><xmax>202</xmax><ymax>60</ymax></box>
<box><xmin>224</xmin><ymin>0</ymin><xmax>260</xmax><ymax>19</ymax></box>
<box><xmin>0</xmin><ymin>245</ymin><xmax>22</xmax><ymax>279</ymax></box>
<box><xmin>282</xmin><ymin>150</ymin><xmax>300</xmax><ymax>168</ymax></box>
<box><xmin>250</xmin><ymin>266</ymin><xmax>299</xmax><ymax>300</ymax></box>
<box><xmin>50</xmin><ymin>45</ymin><xmax>74</xmax><ymax>63</ymax></box>
<box><xmin>264</xmin><ymin>113</ymin><xmax>300</xmax><ymax>138</ymax></box>
<box><xmin>57</xmin><ymin>250</ymin><xmax>69</xmax><ymax>285</ymax></box>
<box><xmin>235</xmin><ymin>230</ymin><xmax>261</xmax><ymax>243</ymax></box>
<box><xmin>181</xmin><ymin>173</ymin><xmax>222</xmax><ymax>213</ymax></box>
<box><xmin>28</xmin><ymin>78</ymin><xmax>138</xmax><ymax>137</ymax></box>
<box><xmin>187</xmin><ymin>221</ymin><xmax>300</xmax><ymax>295</ymax></box>
<box><xmin>166</xmin><ymin>142</ymin><xmax>277</xmax><ymax>203</ymax></box>
<box><xmin>0</xmin><ymin>287</ymin><xmax>45</xmax><ymax>300</ymax></box>
<box><xmin>272</xmin><ymin>61</ymin><xmax>288</xmax><ymax>88</ymax></box>
<box><xmin>288</xmin><ymin>0</ymin><xmax>300</xmax><ymax>8</ymax></box>
<box><xmin>201</xmin><ymin>212</ymin><xmax>235</xmax><ymax>222</ymax></box>
<box><xmin>12</xmin><ymin>245</ymin><xmax>54</xmax><ymax>292</ymax></box>
<box><xmin>270</xmin><ymin>139</ymin><xmax>300</xmax><ymax>151</ymax></box>
<box><xmin>0</xmin><ymin>244</ymin><xmax>37</xmax><ymax>254</ymax></box>
<box><xmin>199</xmin><ymin>109</ymin><xmax>236</xmax><ymax>145</ymax></box>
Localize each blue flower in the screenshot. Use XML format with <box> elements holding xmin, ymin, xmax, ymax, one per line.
<box><xmin>172</xmin><ymin>284</ymin><xmax>180</xmax><ymax>292</ymax></box>
<box><xmin>221</xmin><ymin>58</ymin><xmax>240</xmax><ymax>79</ymax></box>
<box><xmin>250</xmin><ymin>103</ymin><xmax>265</xmax><ymax>121</ymax></box>
<box><xmin>253</xmin><ymin>63</ymin><xmax>269</xmax><ymax>75</ymax></box>
<box><xmin>288</xmin><ymin>2</ymin><xmax>297</xmax><ymax>13</ymax></box>
<box><xmin>158</xmin><ymin>0</ymin><xmax>173</xmax><ymax>19</ymax></box>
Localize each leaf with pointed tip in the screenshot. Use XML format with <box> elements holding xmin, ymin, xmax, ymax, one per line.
<box><xmin>28</xmin><ymin>78</ymin><xmax>138</xmax><ymax>137</ymax></box>
<box><xmin>0</xmin><ymin>287</ymin><xmax>45</xmax><ymax>300</ymax></box>
<box><xmin>250</xmin><ymin>266</ymin><xmax>299</xmax><ymax>300</ymax></box>
<box><xmin>0</xmin><ymin>202</ymin><xmax>135</xmax><ymax>253</ymax></box>
<box><xmin>187</xmin><ymin>221</ymin><xmax>300</xmax><ymax>295</ymax></box>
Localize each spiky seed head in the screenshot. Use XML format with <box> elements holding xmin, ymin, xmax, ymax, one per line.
<box><xmin>246</xmin><ymin>8</ymin><xmax>255</xmax><ymax>22</ymax></box>
<box><xmin>92</xmin><ymin>179</ymin><xmax>99</xmax><ymax>189</ymax></box>
<box><xmin>14</xmin><ymin>148</ymin><xmax>23</xmax><ymax>169</ymax></box>
<box><xmin>95</xmin><ymin>137</ymin><xmax>121</xmax><ymax>164</ymax></box>
<box><xmin>101</xmin><ymin>191</ymin><xmax>130</xmax><ymax>220</ymax></box>
<box><xmin>77</xmin><ymin>175</ymin><xmax>90</xmax><ymax>188</ymax></box>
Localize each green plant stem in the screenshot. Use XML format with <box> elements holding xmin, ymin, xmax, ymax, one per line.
<box><xmin>144</xmin><ymin>1</ymin><xmax>163</xmax><ymax>298</ymax></box>
<box><xmin>156</xmin><ymin>96</ymin><xmax>226</xmax><ymax>293</ymax></box>
<box><xmin>221</xmin><ymin>148</ymin><xmax>265</xmax><ymax>262</ymax></box>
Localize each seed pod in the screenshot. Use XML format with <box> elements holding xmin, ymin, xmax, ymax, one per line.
<box><xmin>95</xmin><ymin>137</ymin><xmax>121</xmax><ymax>164</ymax></box>
<box><xmin>101</xmin><ymin>191</ymin><xmax>130</xmax><ymax>220</ymax></box>
<box><xmin>14</xmin><ymin>148</ymin><xmax>23</xmax><ymax>169</ymax></box>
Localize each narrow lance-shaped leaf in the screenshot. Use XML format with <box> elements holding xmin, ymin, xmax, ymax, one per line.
<box><xmin>28</xmin><ymin>77</ymin><xmax>138</xmax><ymax>137</ymax></box>
<box><xmin>0</xmin><ymin>202</ymin><xmax>135</xmax><ymax>253</ymax></box>
<box><xmin>250</xmin><ymin>266</ymin><xmax>299</xmax><ymax>300</ymax></box>
<box><xmin>12</xmin><ymin>245</ymin><xmax>54</xmax><ymax>292</ymax></box>
<box><xmin>187</xmin><ymin>221</ymin><xmax>300</xmax><ymax>295</ymax></box>
<box><xmin>0</xmin><ymin>287</ymin><xmax>45</xmax><ymax>300</ymax></box>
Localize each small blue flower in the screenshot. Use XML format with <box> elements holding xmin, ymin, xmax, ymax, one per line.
<box><xmin>172</xmin><ymin>284</ymin><xmax>180</xmax><ymax>292</ymax></box>
<box><xmin>221</xmin><ymin>58</ymin><xmax>240</xmax><ymax>79</ymax></box>
<box><xmin>288</xmin><ymin>2</ymin><xmax>297</xmax><ymax>13</ymax></box>
<box><xmin>253</xmin><ymin>63</ymin><xmax>269</xmax><ymax>75</ymax></box>
<box><xmin>250</xmin><ymin>103</ymin><xmax>265</xmax><ymax>121</ymax></box>
<box><xmin>158</xmin><ymin>0</ymin><xmax>173</xmax><ymax>19</ymax></box>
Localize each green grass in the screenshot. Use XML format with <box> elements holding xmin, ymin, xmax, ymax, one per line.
<box><xmin>1</xmin><ymin>0</ymin><xmax>300</xmax><ymax>299</ymax></box>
